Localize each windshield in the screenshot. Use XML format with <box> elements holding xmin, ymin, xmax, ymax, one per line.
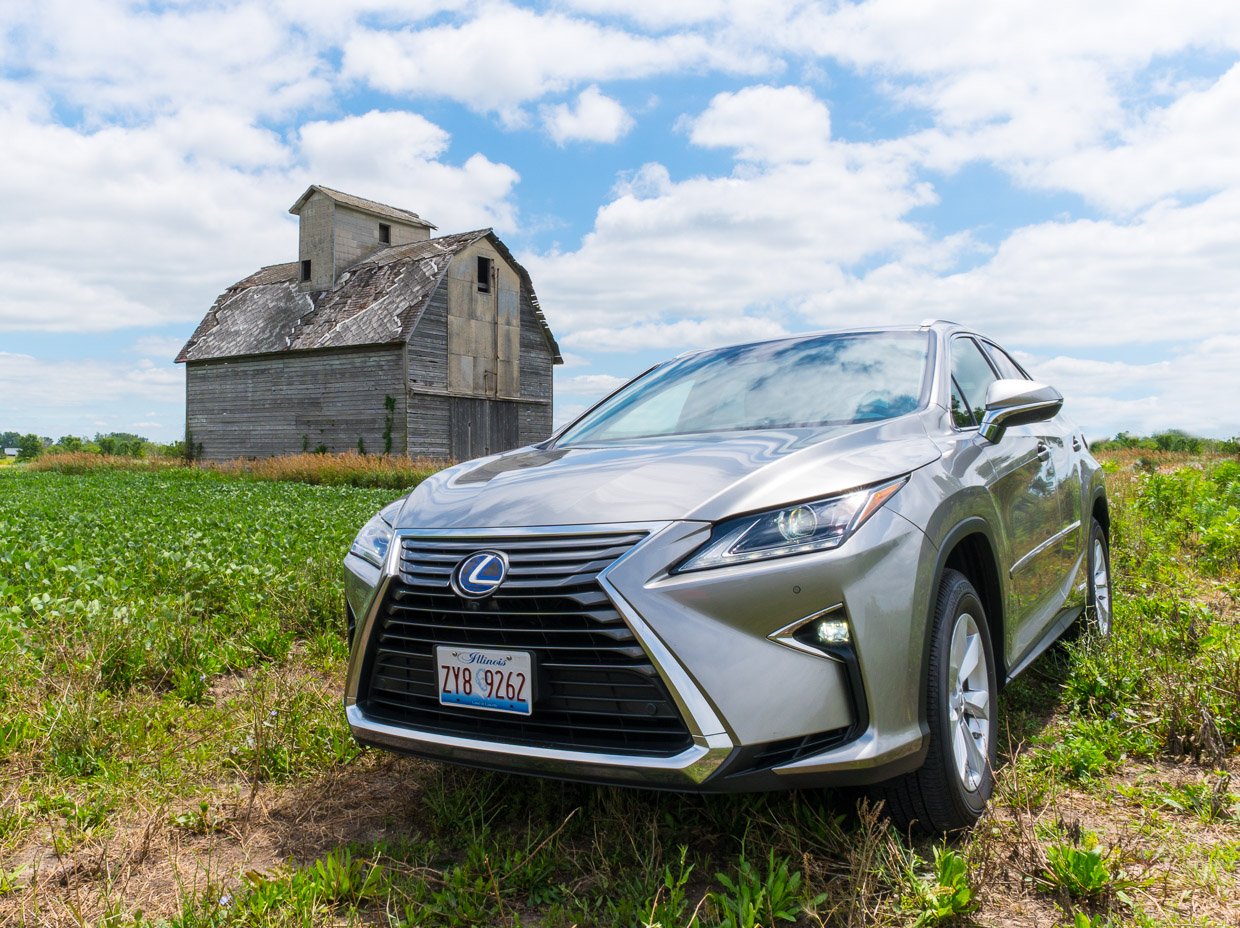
<box><xmin>557</xmin><ymin>331</ymin><xmax>931</xmax><ymax>446</ymax></box>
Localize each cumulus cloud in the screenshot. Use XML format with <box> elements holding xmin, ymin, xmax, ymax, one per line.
<box><xmin>688</xmin><ymin>85</ymin><xmax>831</xmax><ymax>163</ymax></box>
<box><xmin>1031</xmin><ymin>336</ymin><xmax>1240</xmax><ymax>438</ymax></box>
<box><xmin>808</xmin><ymin>190</ymin><xmax>1240</xmax><ymax>351</ymax></box>
<box><xmin>298</xmin><ymin>111</ymin><xmax>521</xmax><ymax>231</ymax></box>
<box><xmin>528</xmin><ymin>86</ymin><xmax>932</xmax><ymax>347</ymax></box>
<box><xmin>0</xmin><ymin>352</ymin><xmax>182</xmax><ymax>437</ymax></box>
<box><xmin>541</xmin><ymin>86</ymin><xmax>634</xmax><ymax>145</ymax></box>
<box><xmin>342</xmin><ymin>2</ymin><xmax>770</xmax><ymax>117</ymax></box>
<box><xmin>0</xmin><ymin>100</ymin><xmax>521</xmax><ymax>333</ymax></box>
<box><xmin>556</xmin><ymin>373</ymin><xmax>629</xmax><ymax>395</ymax></box>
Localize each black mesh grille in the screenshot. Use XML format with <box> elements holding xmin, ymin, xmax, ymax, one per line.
<box><xmin>725</xmin><ymin>727</ymin><xmax>855</xmax><ymax>777</ymax></box>
<box><xmin>361</xmin><ymin>531</ymin><xmax>695</xmax><ymax>757</ymax></box>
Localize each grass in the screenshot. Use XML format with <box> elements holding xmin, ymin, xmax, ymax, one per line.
<box><xmin>25</xmin><ymin>450</ymin><xmax>447</xmax><ymax>490</ymax></box>
<box><xmin>0</xmin><ymin>452</ymin><xmax>1236</xmax><ymax>926</ymax></box>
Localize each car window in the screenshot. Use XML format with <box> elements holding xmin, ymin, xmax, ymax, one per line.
<box><xmin>981</xmin><ymin>341</ymin><xmax>1028</xmax><ymax>381</ymax></box>
<box><xmin>950</xmin><ymin>337</ymin><xmax>997</xmax><ymax>428</ymax></box>
<box><xmin>950</xmin><ymin>378</ymin><xmax>976</xmax><ymax>428</ymax></box>
<box><xmin>593</xmin><ymin>379</ymin><xmax>695</xmax><ymax>438</ymax></box>
<box><xmin>557</xmin><ymin>331</ymin><xmax>931</xmax><ymax>444</ymax></box>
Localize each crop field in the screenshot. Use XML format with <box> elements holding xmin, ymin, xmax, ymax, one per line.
<box><xmin>0</xmin><ymin>454</ymin><xmax>1237</xmax><ymax>927</ymax></box>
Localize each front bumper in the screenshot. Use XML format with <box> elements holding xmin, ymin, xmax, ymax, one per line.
<box><xmin>343</xmin><ymin>512</ymin><xmax>934</xmax><ymax>791</ymax></box>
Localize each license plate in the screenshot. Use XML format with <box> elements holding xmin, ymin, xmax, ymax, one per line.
<box><xmin>435</xmin><ymin>645</ymin><xmax>533</xmax><ymax>715</ymax></box>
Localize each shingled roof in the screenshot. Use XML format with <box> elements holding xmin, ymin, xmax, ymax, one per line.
<box><xmin>176</xmin><ymin>230</ymin><xmax>560</xmax><ymax>364</ymax></box>
<box><xmin>288</xmin><ymin>184</ymin><xmax>436</xmax><ymax>229</ymax></box>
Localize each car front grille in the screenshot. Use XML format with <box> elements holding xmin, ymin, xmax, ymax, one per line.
<box><xmin>361</xmin><ymin>531</ymin><xmax>695</xmax><ymax>757</ymax></box>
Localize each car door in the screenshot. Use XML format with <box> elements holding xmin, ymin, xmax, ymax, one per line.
<box><xmin>979</xmin><ymin>340</ymin><xmax>1084</xmax><ymax>622</ymax></box>
<box><xmin>949</xmin><ymin>336</ymin><xmax>1064</xmax><ymax>662</ymax></box>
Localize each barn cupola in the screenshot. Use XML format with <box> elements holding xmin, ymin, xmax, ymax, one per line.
<box><xmin>288</xmin><ymin>185</ymin><xmax>436</xmax><ymax>291</ymax></box>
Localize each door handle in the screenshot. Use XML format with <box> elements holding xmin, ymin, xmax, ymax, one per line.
<box><xmin>1036</xmin><ymin>440</ymin><xmax>1050</xmax><ymax>458</ymax></box>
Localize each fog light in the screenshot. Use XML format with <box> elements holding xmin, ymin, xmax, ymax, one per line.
<box><xmin>814</xmin><ymin>618</ymin><xmax>851</xmax><ymax>646</ymax></box>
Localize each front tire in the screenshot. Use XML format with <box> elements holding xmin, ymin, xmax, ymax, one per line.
<box><xmin>877</xmin><ymin>569</ymin><xmax>998</xmax><ymax>834</ymax></box>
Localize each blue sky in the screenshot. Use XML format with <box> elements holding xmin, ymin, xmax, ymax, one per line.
<box><xmin>2</xmin><ymin>0</ymin><xmax>1239</xmax><ymax>442</ymax></box>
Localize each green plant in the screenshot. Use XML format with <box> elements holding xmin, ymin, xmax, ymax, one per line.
<box><xmin>170</xmin><ymin>800</ymin><xmax>218</xmax><ymax>835</ymax></box>
<box><xmin>906</xmin><ymin>846</ymin><xmax>976</xmax><ymax>926</ymax></box>
<box><xmin>1039</xmin><ymin>833</ymin><xmax>1114</xmax><ymax>899</ymax></box>
<box><xmin>383</xmin><ymin>394</ymin><xmax>396</xmax><ymax>454</ymax></box>
<box><xmin>711</xmin><ymin>850</ymin><xmax>819</xmax><ymax>928</ymax></box>
<box><xmin>0</xmin><ymin>866</ymin><xmax>28</xmax><ymax>896</ymax></box>
<box><xmin>645</xmin><ymin>845</ymin><xmax>699</xmax><ymax>928</ymax></box>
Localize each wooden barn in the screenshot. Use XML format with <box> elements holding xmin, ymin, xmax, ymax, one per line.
<box><xmin>176</xmin><ymin>185</ymin><xmax>561</xmax><ymax>462</ymax></box>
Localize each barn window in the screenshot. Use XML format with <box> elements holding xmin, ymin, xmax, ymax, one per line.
<box><xmin>300</xmin><ymin>259</ymin><xmax>312</xmax><ymax>282</ymax></box>
<box><xmin>477</xmin><ymin>256</ymin><xmax>493</xmax><ymax>293</ymax></box>
<box><xmin>379</xmin><ymin>223</ymin><xmax>391</xmax><ymax>244</ymax></box>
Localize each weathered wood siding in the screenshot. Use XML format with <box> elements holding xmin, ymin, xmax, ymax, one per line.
<box><xmin>333</xmin><ymin>205</ymin><xmax>429</xmax><ymax>280</ymax></box>
<box><xmin>186</xmin><ymin>347</ymin><xmax>407</xmax><ymax>461</ymax></box>
<box><xmin>405</xmin><ymin>269</ymin><xmax>555</xmax><ymax>460</ymax></box>
<box><xmin>297</xmin><ymin>191</ymin><xmax>335</xmax><ymax>291</ymax></box>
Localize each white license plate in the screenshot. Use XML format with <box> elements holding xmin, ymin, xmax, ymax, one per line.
<box><xmin>435</xmin><ymin>645</ymin><xmax>533</xmax><ymax>715</ymax></box>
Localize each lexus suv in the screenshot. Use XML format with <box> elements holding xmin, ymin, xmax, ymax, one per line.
<box><xmin>342</xmin><ymin>321</ymin><xmax>1110</xmax><ymax>832</ymax></box>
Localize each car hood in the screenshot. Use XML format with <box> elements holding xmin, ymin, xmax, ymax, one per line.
<box><xmin>394</xmin><ymin>415</ymin><xmax>941</xmax><ymax>529</ymax></box>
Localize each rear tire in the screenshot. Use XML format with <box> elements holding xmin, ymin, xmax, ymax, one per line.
<box><xmin>1085</xmin><ymin>518</ymin><xmax>1112</xmax><ymax>638</ymax></box>
<box><xmin>875</xmin><ymin>569</ymin><xmax>997</xmax><ymax>834</ymax></box>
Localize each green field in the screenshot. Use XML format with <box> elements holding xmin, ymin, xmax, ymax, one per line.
<box><xmin>0</xmin><ymin>457</ymin><xmax>1237</xmax><ymax>927</ymax></box>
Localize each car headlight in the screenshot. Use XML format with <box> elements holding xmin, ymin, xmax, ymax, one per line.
<box><xmin>675</xmin><ymin>477</ymin><xmax>908</xmax><ymax>572</ymax></box>
<box><xmin>349</xmin><ymin>500</ymin><xmax>404</xmax><ymax>568</ymax></box>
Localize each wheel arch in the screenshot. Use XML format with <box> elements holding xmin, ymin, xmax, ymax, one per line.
<box><xmin>918</xmin><ymin>517</ymin><xmax>1007</xmax><ymax>731</ymax></box>
<box><xmin>1091</xmin><ymin>490</ymin><xmax>1110</xmax><ymax>540</ymax></box>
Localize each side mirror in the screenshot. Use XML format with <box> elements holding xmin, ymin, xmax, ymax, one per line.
<box><xmin>978</xmin><ymin>379</ymin><xmax>1063</xmax><ymax>444</ymax></box>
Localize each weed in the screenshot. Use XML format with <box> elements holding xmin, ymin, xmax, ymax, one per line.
<box><xmin>0</xmin><ymin>867</ymin><xmax>27</xmax><ymax>896</ymax></box>
<box><xmin>644</xmin><ymin>845</ymin><xmax>701</xmax><ymax>928</ymax></box>
<box><xmin>711</xmin><ymin>850</ymin><xmax>821</xmax><ymax>928</ymax></box>
<box><xmin>905</xmin><ymin>846</ymin><xmax>976</xmax><ymax>926</ymax></box>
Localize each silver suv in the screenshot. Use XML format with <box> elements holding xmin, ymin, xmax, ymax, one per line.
<box><xmin>343</xmin><ymin>321</ymin><xmax>1110</xmax><ymax>832</ymax></box>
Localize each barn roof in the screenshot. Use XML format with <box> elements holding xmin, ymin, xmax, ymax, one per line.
<box><xmin>176</xmin><ymin>230</ymin><xmax>561</xmax><ymax>364</ymax></box>
<box><xmin>288</xmin><ymin>184</ymin><xmax>436</xmax><ymax>229</ymax></box>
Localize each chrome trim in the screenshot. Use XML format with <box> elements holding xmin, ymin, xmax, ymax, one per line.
<box><xmin>766</xmin><ymin>604</ymin><xmax>846</xmax><ymax>661</ymax></box>
<box><xmin>1009</xmin><ymin>519</ymin><xmax>1081</xmax><ymax>578</ymax></box>
<box><xmin>347</xmin><ymin>704</ymin><xmax>732</xmax><ymax>785</ymax></box>
<box><xmin>343</xmin><ymin>521</ymin><xmax>734</xmax><ymax>783</ymax></box>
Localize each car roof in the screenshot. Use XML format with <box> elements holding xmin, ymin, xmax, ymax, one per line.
<box><xmin>670</xmin><ymin>319</ymin><xmax>985</xmax><ymax>360</ymax></box>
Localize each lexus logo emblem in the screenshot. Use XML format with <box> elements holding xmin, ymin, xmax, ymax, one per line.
<box><xmin>451</xmin><ymin>551</ymin><xmax>509</xmax><ymax>599</ymax></box>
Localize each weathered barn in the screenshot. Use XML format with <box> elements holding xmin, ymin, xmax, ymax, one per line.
<box><xmin>177</xmin><ymin>186</ymin><xmax>561</xmax><ymax>462</ymax></box>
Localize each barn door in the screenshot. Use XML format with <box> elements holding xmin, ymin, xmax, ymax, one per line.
<box><xmin>450</xmin><ymin>398</ymin><xmax>520</xmax><ymax>461</ymax></box>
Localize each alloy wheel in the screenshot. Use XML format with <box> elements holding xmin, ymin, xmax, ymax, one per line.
<box><xmin>947</xmin><ymin>611</ymin><xmax>991</xmax><ymax>793</ymax></box>
<box><xmin>1091</xmin><ymin>537</ymin><xmax>1112</xmax><ymax>636</ymax></box>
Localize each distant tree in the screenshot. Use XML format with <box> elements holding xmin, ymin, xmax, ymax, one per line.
<box><xmin>94</xmin><ymin>432</ymin><xmax>147</xmax><ymax>457</ymax></box>
<box><xmin>15</xmin><ymin>434</ymin><xmax>43</xmax><ymax>461</ymax></box>
<box><xmin>1151</xmin><ymin>430</ymin><xmax>1201</xmax><ymax>453</ymax></box>
<box><xmin>0</xmin><ymin>431</ymin><xmax>22</xmax><ymax>449</ymax></box>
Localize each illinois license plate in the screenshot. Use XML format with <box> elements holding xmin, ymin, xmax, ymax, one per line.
<box><xmin>435</xmin><ymin>646</ymin><xmax>533</xmax><ymax>715</ymax></box>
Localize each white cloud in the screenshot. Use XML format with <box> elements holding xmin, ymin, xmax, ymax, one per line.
<box><xmin>1032</xmin><ymin>64</ymin><xmax>1240</xmax><ymax>212</ymax></box>
<box><xmin>809</xmin><ymin>190</ymin><xmax>1240</xmax><ymax>351</ymax></box>
<box><xmin>541</xmin><ymin>86</ymin><xmax>634</xmax><ymax>145</ymax></box>
<box><xmin>688</xmin><ymin>85</ymin><xmax>830</xmax><ymax>163</ymax></box>
<box><xmin>132</xmin><ymin>336</ymin><xmax>191</xmax><ymax>359</ymax></box>
<box><xmin>528</xmin><ymin>87</ymin><xmax>932</xmax><ymax>347</ymax></box>
<box><xmin>1031</xmin><ymin>336</ymin><xmax>1240</xmax><ymax>438</ymax></box>
<box><xmin>342</xmin><ymin>2</ymin><xmax>771</xmax><ymax>117</ymax></box>
<box><xmin>0</xmin><ymin>352</ymin><xmax>182</xmax><ymax>437</ymax></box>
<box><xmin>556</xmin><ymin>373</ymin><xmax>629</xmax><ymax>394</ymax></box>
<box><xmin>0</xmin><ymin>101</ymin><xmax>521</xmax><ymax>333</ymax></box>
<box><xmin>6</xmin><ymin>0</ymin><xmax>330</xmax><ymax>121</ymax></box>
<box><xmin>298</xmin><ymin>110</ymin><xmax>520</xmax><ymax>230</ymax></box>
<box><xmin>562</xmin><ymin>317</ymin><xmax>792</xmax><ymax>354</ymax></box>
